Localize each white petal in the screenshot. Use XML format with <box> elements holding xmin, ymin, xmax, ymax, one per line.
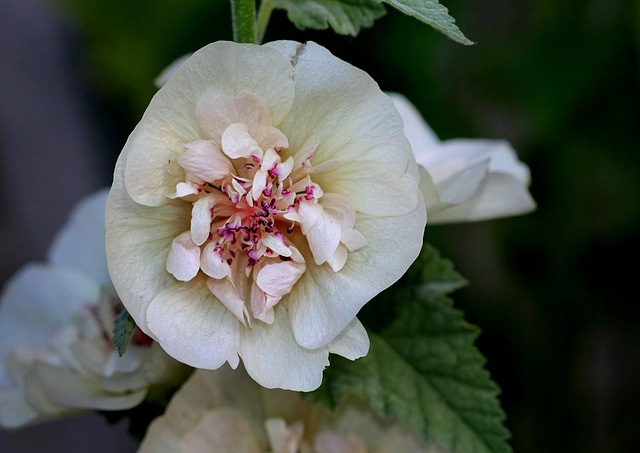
<box><xmin>261</xmin><ymin>233</ymin><xmax>292</xmax><ymax>258</ymax></box>
<box><xmin>327</xmin><ymin>318</ymin><xmax>370</xmax><ymax>361</ymax></box>
<box><xmin>124</xmin><ymin>42</ymin><xmax>295</xmax><ymax>206</ymax></box>
<box><xmin>238</xmin><ymin>306</ymin><xmax>329</xmax><ymax>391</ymax></box>
<box><xmin>341</xmin><ymin>229</ymin><xmax>367</xmax><ymax>252</ymax></box>
<box><xmin>179</xmin><ymin>140</ymin><xmax>235</xmax><ymax>183</ymax></box>
<box><xmin>221</xmin><ymin>123</ymin><xmax>262</xmax><ymax>159</ymax></box>
<box><xmin>182</xmin><ymin>409</ymin><xmax>263</xmax><ymax>453</ymax></box>
<box><xmin>289</xmin><ymin>193</ymin><xmax>426</xmax><ymax>349</ymax></box>
<box><xmin>296</xmin><ymin>199</ymin><xmax>323</xmax><ymax>235</ymax></box>
<box><xmin>325</xmin><ymin>243</ymin><xmax>348</xmax><ymax>272</ymax></box>
<box><xmin>265</xmin><ymin>418</ymin><xmax>304</xmax><ymax>453</ymax></box>
<box><xmin>145</xmin><ymin>279</ymin><xmax>240</xmax><ymax>370</ymax></box>
<box><xmin>206</xmin><ymin>278</ymin><xmax>250</xmax><ymax>326</ymax></box>
<box><xmin>200</xmin><ymin>242</ymin><xmax>231</xmax><ymax>279</ymax></box>
<box><xmin>321</xmin><ymin>192</ymin><xmax>357</xmax><ymax>230</ymax></box>
<box><xmin>166</xmin><ymin>231</ymin><xmax>201</xmax><ymax>282</ymax></box>
<box><xmin>388</xmin><ymin>92</ymin><xmax>440</xmax><ymax>152</ymax></box>
<box><xmin>304</xmin><ymin>209</ymin><xmax>342</xmax><ymax>265</ymax></box>
<box><xmin>0</xmin><ymin>264</ymin><xmax>100</xmax><ymax>387</ymax></box>
<box><xmin>46</xmin><ymin>188</ymin><xmax>111</xmax><ymax>286</ymax></box>
<box><xmin>269</xmin><ymin>42</ymin><xmax>419</xmax><ymax>217</ymax></box>
<box><xmin>106</xmin><ymin>147</ymin><xmax>189</xmax><ymax>333</ymax></box>
<box><xmin>255</xmin><ymin>260</ymin><xmax>305</xmax><ymax>298</ymax></box>
<box><xmin>190</xmin><ymin>195</ymin><xmax>216</xmax><ymax>246</ymax></box>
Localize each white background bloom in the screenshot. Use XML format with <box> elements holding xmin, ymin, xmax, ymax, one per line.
<box><xmin>139</xmin><ymin>366</ymin><xmax>448</xmax><ymax>453</ymax></box>
<box><xmin>390</xmin><ymin>93</ymin><xmax>535</xmax><ymax>223</ymax></box>
<box><xmin>0</xmin><ymin>190</ymin><xmax>186</xmax><ymax>429</ymax></box>
<box><xmin>106</xmin><ymin>41</ymin><xmax>426</xmax><ymax>391</ymax></box>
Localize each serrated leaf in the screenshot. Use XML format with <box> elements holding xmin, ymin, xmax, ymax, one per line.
<box><xmin>113</xmin><ymin>309</ymin><xmax>137</xmax><ymax>356</ymax></box>
<box><xmin>272</xmin><ymin>0</ymin><xmax>386</xmax><ymax>36</ymax></box>
<box><xmin>314</xmin><ymin>244</ymin><xmax>510</xmax><ymax>453</ymax></box>
<box><xmin>379</xmin><ymin>0</ymin><xmax>473</xmax><ymax>45</ymax></box>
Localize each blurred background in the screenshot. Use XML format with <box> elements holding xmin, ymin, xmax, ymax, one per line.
<box><xmin>1</xmin><ymin>0</ymin><xmax>638</xmax><ymax>451</ymax></box>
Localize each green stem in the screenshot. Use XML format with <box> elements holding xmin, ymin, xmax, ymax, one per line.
<box><xmin>231</xmin><ymin>0</ymin><xmax>257</xmax><ymax>43</ymax></box>
<box><xmin>256</xmin><ymin>0</ymin><xmax>275</xmax><ymax>44</ymax></box>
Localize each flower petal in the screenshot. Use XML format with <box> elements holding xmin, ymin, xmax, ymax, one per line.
<box><xmin>289</xmin><ymin>195</ymin><xmax>426</xmax><ymax>349</ymax></box>
<box><xmin>46</xmin><ymin>188</ymin><xmax>111</xmax><ymax>286</ymax></box>
<box><xmin>166</xmin><ymin>231</ymin><xmax>201</xmax><ymax>282</ymax></box>
<box><xmin>124</xmin><ymin>42</ymin><xmax>295</xmax><ymax>206</ymax></box>
<box><xmin>145</xmin><ymin>279</ymin><xmax>240</xmax><ymax>370</ymax></box>
<box><xmin>268</xmin><ymin>42</ymin><xmax>419</xmax><ymax>217</ymax></box>
<box><xmin>238</xmin><ymin>306</ymin><xmax>330</xmax><ymax>391</ymax></box>
<box><xmin>179</xmin><ymin>140</ymin><xmax>235</xmax><ymax>183</ymax></box>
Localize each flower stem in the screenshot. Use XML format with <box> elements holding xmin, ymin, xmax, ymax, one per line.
<box><xmin>256</xmin><ymin>0</ymin><xmax>275</xmax><ymax>44</ymax></box>
<box><xmin>231</xmin><ymin>0</ymin><xmax>257</xmax><ymax>43</ymax></box>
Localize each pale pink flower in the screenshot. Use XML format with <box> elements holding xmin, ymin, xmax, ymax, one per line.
<box><xmin>138</xmin><ymin>366</ymin><xmax>448</xmax><ymax>453</ymax></box>
<box><xmin>105</xmin><ymin>41</ymin><xmax>426</xmax><ymax>391</ymax></box>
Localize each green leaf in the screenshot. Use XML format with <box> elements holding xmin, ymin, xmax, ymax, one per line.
<box><xmin>113</xmin><ymin>309</ymin><xmax>137</xmax><ymax>356</ymax></box>
<box><xmin>379</xmin><ymin>0</ymin><xmax>473</xmax><ymax>45</ymax></box>
<box><xmin>272</xmin><ymin>0</ymin><xmax>387</xmax><ymax>36</ymax></box>
<box><xmin>314</xmin><ymin>244</ymin><xmax>511</xmax><ymax>452</ymax></box>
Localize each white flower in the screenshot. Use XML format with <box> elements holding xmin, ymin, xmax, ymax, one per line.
<box><xmin>138</xmin><ymin>366</ymin><xmax>448</xmax><ymax>453</ymax></box>
<box><xmin>105</xmin><ymin>41</ymin><xmax>426</xmax><ymax>391</ymax></box>
<box><xmin>390</xmin><ymin>93</ymin><xmax>535</xmax><ymax>223</ymax></box>
<box><xmin>0</xmin><ymin>190</ymin><xmax>187</xmax><ymax>429</ymax></box>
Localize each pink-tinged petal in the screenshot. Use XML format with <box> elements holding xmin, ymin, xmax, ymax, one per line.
<box><xmin>341</xmin><ymin>229</ymin><xmax>367</xmax><ymax>252</ymax></box>
<box><xmin>255</xmin><ymin>260</ymin><xmax>305</xmax><ymax>298</ymax></box>
<box><xmin>146</xmin><ymin>279</ymin><xmax>240</xmax><ymax>370</ymax></box>
<box><xmin>182</xmin><ymin>409</ymin><xmax>263</xmax><ymax>453</ymax></box>
<box><xmin>265</xmin><ymin>418</ymin><xmax>304</xmax><ymax>453</ymax></box>
<box><xmin>250</xmin><ymin>282</ymin><xmax>273</xmax><ymax>324</ymax></box>
<box><xmin>326</xmin><ymin>318</ymin><xmax>369</xmax><ymax>361</ymax></box>
<box><xmin>190</xmin><ymin>195</ymin><xmax>216</xmax><ymax>246</ymax></box>
<box><xmin>238</xmin><ymin>306</ymin><xmax>330</xmax><ymax>391</ymax></box>
<box><xmin>200</xmin><ymin>242</ymin><xmax>231</xmax><ymax>279</ymax></box>
<box><xmin>261</xmin><ymin>233</ymin><xmax>292</xmax><ymax>258</ymax></box>
<box><xmin>314</xmin><ymin>431</ymin><xmax>365</xmax><ymax>453</ymax></box>
<box><xmin>206</xmin><ymin>278</ymin><xmax>250</xmax><ymax>326</ymax></box>
<box><xmin>179</xmin><ymin>140</ymin><xmax>235</xmax><ymax>184</ymax></box>
<box><xmin>166</xmin><ymin>231</ymin><xmax>201</xmax><ymax>282</ymax></box>
<box><xmin>257</xmin><ymin>126</ymin><xmax>289</xmax><ymax>152</ymax></box>
<box><xmin>221</xmin><ymin>123</ymin><xmax>262</xmax><ymax>159</ymax></box>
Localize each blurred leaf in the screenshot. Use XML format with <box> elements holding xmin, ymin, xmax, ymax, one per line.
<box><xmin>113</xmin><ymin>309</ymin><xmax>136</xmax><ymax>356</ymax></box>
<box><xmin>314</xmin><ymin>244</ymin><xmax>510</xmax><ymax>452</ymax></box>
<box><xmin>380</xmin><ymin>0</ymin><xmax>473</xmax><ymax>44</ymax></box>
<box><xmin>272</xmin><ymin>0</ymin><xmax>386</xmax><ymax>36</ymax></box>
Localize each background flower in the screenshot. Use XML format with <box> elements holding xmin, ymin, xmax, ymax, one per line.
<box><xmin>139</xmin><ymin>366</ymin><xmax>448</xmax><ymax>453</ymax></box>
<box><xmin>390</xmin><ymin>93</ymin><xmax>535</xmax><ymax>224</ymax></box>
<box><xmin>0</xmin><ymin>190</ymin><xmax>187</xmax><ymax>429</ymax></box>
<box><xmin>106</xmin><ymin>41</ymin><xmax>426</xmax><ymax>391</ymax></box>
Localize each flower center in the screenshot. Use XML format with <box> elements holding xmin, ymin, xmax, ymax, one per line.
<box><xmin>165</xmin><ymin>93</ymin><xmax>366</xmax><ymax>326</ymax></box>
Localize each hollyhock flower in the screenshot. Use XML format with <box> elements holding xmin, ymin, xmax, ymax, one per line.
<box><xmin>139</xmin><ymin>366</ymin><xmax>447</xmax><ymax>453</ymax></box>
<box><xmin>105</xmin><ymin>41</ymin><xmax>426</xmax><ymax>391</ymax></box>
<box><xmin>0</xmin><ymin>190</ymin><xmax>187</xmax><ymax>429</ymax></box>
<box><xmin>390</xmin><ymin>94</ymin><xmax>535</xmax><ymax>223</ymax></box>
